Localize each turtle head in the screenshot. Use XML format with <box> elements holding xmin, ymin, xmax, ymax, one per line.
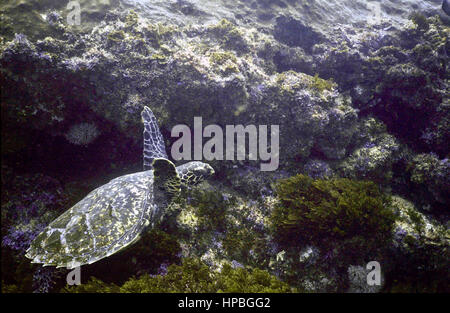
<box><xmin>176</xmin><ymin>161</ymin><xmax>215</xmax><ymax>186</ymax></box>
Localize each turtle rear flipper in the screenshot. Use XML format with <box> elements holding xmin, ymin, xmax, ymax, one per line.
<box><xmin>151</xmin><ymin>158</ymin><xmax>181</xmax><ymax>224</ymax></box>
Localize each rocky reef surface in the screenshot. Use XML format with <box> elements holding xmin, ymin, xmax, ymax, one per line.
<box><xmin>1</xmin><ymin>0</ymin><xmax>449</xmax><ymax>293</ymax></box>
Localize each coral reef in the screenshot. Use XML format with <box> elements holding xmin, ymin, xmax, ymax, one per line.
<box><xmin>1</xmin><ymin>1</ymin><xmax>448</xmax><ymax>293</ymax></box>
<box><xmin>63</xmin><ymin>258</ymin><xmax>294</xmax><ymax>293</ymax></box>
<box><xmin>64</xmin><ymin>122</ymin><xmax>100</xmax><ymax>146</ymax></box>
<box><xmin>270</xmin><ymin>174</ymin><xmax>395</xmax><ymax>268</ymax></box>
<box><xmin>1</xmin><ymin>166</ymin><xmax>68</xmax><ymax>292</ymax></box>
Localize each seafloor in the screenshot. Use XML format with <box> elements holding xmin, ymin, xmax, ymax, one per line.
<box><xmin>1</xmin><ymin>0</ymin><xmax>449</xmax><ymax>293</ymax></box>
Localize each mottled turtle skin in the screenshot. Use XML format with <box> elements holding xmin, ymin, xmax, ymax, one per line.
<box><xmin>25</xmin><ymin>107</ymin><xmax>214</xmax><ymax>269</ymax></box>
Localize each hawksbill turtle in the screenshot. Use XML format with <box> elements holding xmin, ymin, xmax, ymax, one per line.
<box><xmin>25</xmin><ymin>106</ymin><xmax>214</xmax><ymax>269</ymax></box>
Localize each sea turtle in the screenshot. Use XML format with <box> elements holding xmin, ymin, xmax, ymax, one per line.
<box><xmin>25</xmin><ymin>106</ymin><xmax>214</xmax><ymax>269</ymax></box>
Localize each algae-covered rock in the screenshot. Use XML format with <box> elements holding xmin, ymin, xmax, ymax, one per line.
<box><xmin>270</xmin><ymin>174</ymin><xmax>395</xmax><ymax>258</ymax></box>
<box><xmin>347</xmin><ymin>264</ymin><xmax>384</xmax><ymax>293</ymax></box>
<box><xmin>386</xmin><ymin>196</ymin><xmax>449</xmax><ymax>292</ymax></box>
<box><xmin>1</xmin><ymin>10</ymin><xmax>362</xmax><ymax>170</ymax></box>
<box><xmin>63</xmin><ymin>257</ymin><xmax>295</xmax><ymax>293</ymax></box>
<box><xmin>408</xmin><ymin>153</ymin><xmax>450</xmax><ymax>208</ymax></box>
<box><xmin>338</xmin><ymin>117</ymin><xmax>403</xmax><ymax>183</ymax></box>
<box><xmin>1</xmin><ymin>0</ymin><xmax>449</xmax><ymax>294</ymax></box>
<box><xmin>391</xmin><ymin>196</ymin><xmax>448</xmax><ymax>247</ymax></box>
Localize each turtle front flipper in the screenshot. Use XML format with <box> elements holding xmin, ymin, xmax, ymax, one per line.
<box><xmin>142</xmin><ymin>106</ymin><xmax>168</xmax><ymax>170</ymax></box>
<box><xmin>150</xmin><ymin>158</ymin><xmax>181</xmax><ymax>225</ymax></box>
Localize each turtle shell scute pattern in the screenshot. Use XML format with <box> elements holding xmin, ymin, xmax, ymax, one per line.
<box><xmin>25</xmin><ymin>171</ymin><xmax>154</xmax><ymax>269</ymax></box>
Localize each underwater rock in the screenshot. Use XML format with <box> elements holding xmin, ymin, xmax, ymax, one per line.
<box><xmin>443</xmin><ymin>0</ymin><xmax>450</xmax><ymax>16</ymax></box>
<box><xmin>347</xmin><ymin>265</ymin><xmax>384</xmax><ymax>293</ymax></box>
<box><xmin>303</xmin><ymin>160</ymin><xmax>333</xmax><ymax>179</ymax></box>
<box><xmin>391</xmin><ymin>196</ymin><xmax>448</xmax><ymax>249</ymax></box>
<box><xmin>338</xmin><ymin>117</ymin><xmax>403</xmax><ymax>183</ymax></box>
<box><xmin>386</xmin><ymin>196</ymin><xmax>449</xmax><ymax>292</ymax></box>
<box><xmin>1</xmin><ymin>0</ymin><xmax>449</xmax><ymax>293</ymax></box>
<box><xmin>0</xmin><ymin>10</ymin><xmax>364</xmax><ymax>170</ymax></box>
<box><xmin>225</xmin><ymin>165</ymin><xmax>289</xmax><ymax>199</ymax></box>
<box><xmin>63</xmin><ymin>257</ymin><xmax>294</xmax><ymax>293</ymax></box>
<box><xmin>64</xmin><ymin>122</ymin><xmax>100</xmax><ymax>146</ymax></box>
<box><xmin>1</xmin><ymin>167</ymin><xmax>69</xmax><ymax>292</ymax></box>
<box><xmin>408</xmin><ymin>153</ymin><xmax>450</xmax><ymax>208</ymax></box>
<box><xmin>1</xmin><ymin>0</ymin><xmax>444</xmax><ymax>42</ymax></box>
<box><xmin>273</xmin><ymin>16</ymin><xmax>323</xmax><ymax>53</ymax></box>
